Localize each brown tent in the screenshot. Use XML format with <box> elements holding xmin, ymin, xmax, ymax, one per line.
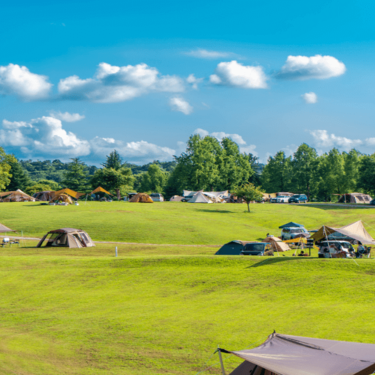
<box><xmin>90</xmin><ymin>186</ymin><xmax>112</xmax><ymax>196</ymax></box>
<box><xmin>33</xmin><ymin>191</ymin><xmax>55</xmax><ymax>201</ymax></box>
<box><xmin>312</xmin><ymin>220</ymin><xmax>375</xmax><ymax>245</ymax></box>
<box><xmin>263</xmin><ymin>236</ymin><xmax>290</xmax><ymax>252</ymax></box>
<box><xmin>223</xmin><ymin>332</ymin><xmax>375</xmax><ymax>375</ymax></box>
<box><xmin>170</xmin><ymin>195</ymin><xmax>184</xmax><ymax>202</ymax></box>
<box><xmin>50</xmin><ymin>193</ymin><xmax>73</xmax><ymax>204</ymax></box>
<box><xmin>129</xmin><ymin>193</ymin><xmax>153</xmax><ymax>203</ymax></box>
<box><xmin>37</xmin><ymin>228</ymin><xmax>95</xmax><ymax>248</ymax></box>
<box><xmin>0</xmin><ymin>190</ymin><xmax>35</xmax><ymax>202</ymax></box>
<box><xmin>0</xmin><ymin>223</ymin><xmax>16</xmax><ymax>233</ymax></box>
<box><xmin>337</xmin><ymin>193</ymin><xmax>372</xmax><ymax>204</ymax></box>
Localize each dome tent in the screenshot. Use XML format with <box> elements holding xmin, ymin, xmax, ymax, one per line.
<box><xmin>129</xmin><ymin>193</ymin><xmax>153</xmax><ymax>203</ymax></box>
<box><xmin>37</xmin><ymin>228</ymin><xmax>95</xmax><ymax>248</ymax></box>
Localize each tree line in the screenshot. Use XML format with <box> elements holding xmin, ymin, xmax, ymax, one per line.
<box><xmin>1</xmin><ymin>134</ymin><xmax>375</xmax><ymax>200</ymax></box>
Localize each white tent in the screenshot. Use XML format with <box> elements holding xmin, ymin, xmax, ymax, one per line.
<box><xmin>188</xmin><ymin>192</ymin><xmax>212</xmax><ymax>203</ymax></box>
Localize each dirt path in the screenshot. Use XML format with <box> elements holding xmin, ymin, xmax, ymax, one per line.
<box><xmin>0</xmin><ymin>235</ymin><xmax>220</xmax><ymax>247</ymax></box>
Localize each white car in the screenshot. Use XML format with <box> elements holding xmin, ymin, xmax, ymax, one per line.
<box><xmin>270</xmin><ymin>196</ymin><xmax>290</xmax><ymax>203</ymax></box>
<box><xmin>281</xmin><ymin>227</ymin><xmax>309</xmax><ymax>240</ymax></box>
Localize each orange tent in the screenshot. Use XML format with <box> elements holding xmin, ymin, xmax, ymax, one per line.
<box><xmin>90</xmin><ymin>186</ymin><xmax>112</xmax><ymax>195</ymax></box>
<box><xmin>53</xmin><ymin>188</ymin><xmax>84</xmax><ymax>199</ymax></box>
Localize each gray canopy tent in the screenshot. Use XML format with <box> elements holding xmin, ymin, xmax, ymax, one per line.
<box><xmin>220</xmin><ymin>332</ymin><xmax>375</xmax><ymax>375</ymax></box>
<box><xmin>37</xmin><ymin>228</ymin><xmax>95</xmax><ymax>248</ymax></box>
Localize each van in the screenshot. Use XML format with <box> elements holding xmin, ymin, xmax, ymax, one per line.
<box><xmin>150</xmin><ymin>193</ymin><xmax>164</xmax><ymax>202</ymax></box>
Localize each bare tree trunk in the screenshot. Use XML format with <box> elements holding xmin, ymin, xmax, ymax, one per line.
<box><xmin>116</xmin><ymin>188</ymin><xmax>121</xmax><ymax>201</ymax></box>
<box><xmin>247</xmin><ymin>202</ymin><xmax>250</xmax><ymax>212</ymax></box>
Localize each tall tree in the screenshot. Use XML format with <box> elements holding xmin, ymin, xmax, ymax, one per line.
<box><xmin>90</xmin><ymin>167</ymin><xmax>134</xmax><ymax>200</ymax></box>
<box><xmin>139</xmin><ymin>164</ymin><xmax>168</xmax><ymax>193</ymax></box>
<box><xmin>358</xmin><ymin>154</ymin><xmax>375</xmax><ymax>196</ymax></box>
<box><xmin>62</xmin><ymin>158</ymin><xmax>89</xmax><ymax>191</ymax></box>
<box><xmin>6</xmin><ymin>156</ymin><xmax>30</xmax><ymax>191</ymax></box>
<box><xmin>261</xmin><ymin>151</ymin><xmax>292</xmax><ymax>192</ymax></box>
<box><xmin>102</xmin><ymin>150</ymin><xmax>123</xmax><ymax>170</ymax></box>
<box><xmin>291</xmin><ymin>143</ymin><xmax>318</xmax><ymax>200</ymax></box>
<box><xmin>0</xmin><ymin>147</ymin><xmax>13</xmax><ymax>191</ymax></box>
<box><xmin>343</xmin><ymin>149</ymin><xmax>361</xmax><ymax>192</ymax></box>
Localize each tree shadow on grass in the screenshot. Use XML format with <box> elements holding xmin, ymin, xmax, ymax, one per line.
<box><xmin>248</xmin><ymin>257</ymin><xmax>316</xmax><ymax>268</ymax></box>
<box><xmin>299</xmin><ymin>204</ymin><xmax>375</xmax><ymax>211</ymax></box>
<box><xmin>195</xmin><ymin>209</ymin><xmax>234</xmax><ymax>214</ymax></box>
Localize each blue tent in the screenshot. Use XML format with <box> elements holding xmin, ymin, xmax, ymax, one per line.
<box><xmin>279</xmin><ymin>222</ymin><xmax>304</xmax><ymax>228</ymax></box>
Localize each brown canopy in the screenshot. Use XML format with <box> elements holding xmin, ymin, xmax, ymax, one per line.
<box><xmin>0</xmin><ymin>223</ymin><xmax>16</xmax><ymax>233</ymax></box>
<box><xmin>53</xmin><ymin>188</ymin><xmax>84</xmax><ymax>199</ymax></box>
<box><xmin>226</xmin><ymin>332</ymin><xmax>375</xmax><ymax>375</ymax></box>
<box><xmin>90</xmin><ymin>186</ymin><xmax>112</xmax><ymax>196</ymax></box>
<box><xmin>312</xmin><ymin>220</ymin><xmax>375</xmax><ymax>245</ymax></box>
<box><xmin>263</xmin><ymin>237</ymin><xmax>290</xmax><ymax>252</ymax></box>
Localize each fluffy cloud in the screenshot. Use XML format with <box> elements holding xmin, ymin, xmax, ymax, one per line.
<box><xmin>0</xmin><ymin>115</ymin><xmax>176</xmax><ymax>163</ymax></box>
<box><xmin>209</xmin><ymin>60</ymin><xmax>267</xmax><ymax>89</ymax></box>
<box><xmin>49</xmin><ymin>111</ymin><xmax>85</xmax><ymax>122</ymax></box>
<box><xmin>277</xmin><ymin>55</ymin><xmax>346</xmax><ymax>80</ymax></box>
<box><xmin>90</xmin><ymin>137</ymin><xmax>175</xmax><ymax>164</ymax></box>
<box><xmin>186</xmin><ymin>74</ymin><xmax>203</xmax><ymax>90</ymax></box>
<box><xmin>194</xmin><ymin>128</ymin><xmax>257</xmax><ymax>155</ymax></box>
<box><xmin>301</xmin><ymin>92</ymin><xmax>318</xmax><ymax>104</ymax></box>
<box><xmin>309</xmin><ymin>130</ymin><xmax>362</xmax><ymax>151</ymax></box>
<box><xmin>58</xmin><ymin>62</ymin><xmax>184</xmax><ymax>103</ymax></box>
<box><xmin>185</xmin><ymin>49</ymin><xmax>233</xmax><ymax>59</ymax></box>
<box><xmin>169</xmin><ymin>97</ymin><xmax>193</xmax><ymax>115</ymax></box>
<box><xmin>0</xmin><ymin>64</ymin><xmax>52</xmax><ymax>100</ymax></box>
<box><xmin>0</xmin><ymin>116</ymin><xmax>90</xmax><ymax>157</ymax></box>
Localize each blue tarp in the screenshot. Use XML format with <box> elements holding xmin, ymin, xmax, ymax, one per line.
<box><xmin>279</xmin><ymin>222</ymin><xmax>304</xmax><ymax>228</ymax></box>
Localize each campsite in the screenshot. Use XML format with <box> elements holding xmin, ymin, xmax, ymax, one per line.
<box><xmin>0</xmin><ymin>202</ymin><xmax>375</xmax><ymax>374</ymax></box>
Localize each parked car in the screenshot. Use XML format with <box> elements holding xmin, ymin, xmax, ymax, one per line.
<box><xmin>288</xmin><ymin>194</ymin><xmax>308</xmax><ymax>203</ymax></box>
<box><xmin>150</xmin><ymin>193</ymin><xmax>164</xmax><ymax>202</ymax></box>
<box><xmin>240</xmin><ymin>242</ymin><xmax>273</xmax><ymax>256</ymax></box>
<box><xmin>270</xmin><ymin>196</ymin><xmax>290</xmax><ymax>203</ymax></box>
<box><xmin>281</xmin><ymin>227</ymin><xmax>309</xmax><ymax>240</ymax></box>
<box><xmin>317</xmin><ymin>241</ymin><xmax>355</xmax><ymax>258</ymax></box>
<box><xmin>370</xmin><ymin>199</ymin><xmax>375</xmax><ymax>205</ymax></box>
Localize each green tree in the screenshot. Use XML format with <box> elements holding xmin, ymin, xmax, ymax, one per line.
<box><xmin>291</xmin><ymin>144</ymin><xmax>318</xmax><ymax>200</ymax></box>
<box><xmin>0</xmin><ymin>147</ymin><xmax>12</xmax><ymax>191</ymax></box>
<box><xmin>261</xmin><ymin>151</ymin><xmax>292</xmax><ymax>192</ymax></box>
<box><xmin>6</xmin><ymin>156</ymin><xmax>31</xmax><ymax>191</ymax></box>
<box><xmin>90</xmin><ymin>167</ymin><xmax>134</xmax><ymax>200</ymax></box>
<box><xmin>232</xmin><ymin>183</ymin><xmax>264</xmax><ymax>212</ymax></box>
<box><xmin>25</xmin><ymin>183</ymin><xmax>53</xmax><ymax>195</ymax></box>
<box><xmin>343</xmin><ymin>149</ymin><xmax>361</xmax><ymax>193</ymax></box>
<box><xmin>62</xmin><ymin>158</ymin><xmax>89</xmax><ymax>192</ymax></box>
<box><xmin>102</xmin><ymin>150</ymin><xmax>123</xmax><ymax>170</ymax></box>
<box><xmin>358</xmin><ymin>154</ymin><xmax>375</xmax><ymax>195</ymax></box>
<box><xmin>139</xmin><ymin>164</ymin><xmax>168</xmax><ymax>193</ymax></box>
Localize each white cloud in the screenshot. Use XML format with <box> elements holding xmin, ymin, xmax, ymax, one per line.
<box><xmin>0</xmin><ymin>64</ymin><xmax>52</xmax><ymax>100</ymax></box>
<box><xmin>58</xmin><ymin>62</ymin><xmax>184</xmax><ymax>103</ymax></box>
<box><xmin>90</xmin><ymin>137</ymin><xmax>175</xmax><ymax>164</ymax></box>
<box><xmin>193</xmin><ymin>128</ymin><xmax>257</xmax><ymax>155</ymax></box>
<box><xmin>169</xmin><ymin>97</ymin><xmax>193</xmax><ymax>115</ymax></box>
<box><xmin>302</xmin><ymin>92</ymin><xmax>318</xmax><ymax>104</ymax></box>
<box><xmin>186</xmin><ymin>74</ymin><xmax>203</xmax><ymax>90</ymax></box>
<box><xmin>309</xmin><ymin>130</ymin><xmax>362</xmax><ymax>151</ymax></box>
<box><xmin>185</xmin><ymin>49</ymin><xmax>233</xmax><ymax>59</ymax></box>
<box><xmin>49</xmin><ymin>111</ymin><xmax>85</xmax><ymax>122</ymax></box>
<box><xmin>277</xmin><ymin>55</ymin><xmax>346</xmax><ymax>80</ymax></box>
<box><xmin>209</xmin><ymin>60</ymin><xmax>267</xmax><ymax>89</ymax></box>
<box><xmin>0</xmin><ymin>116</ymin><xmax>90</xmax><ymax>157</ymax></box>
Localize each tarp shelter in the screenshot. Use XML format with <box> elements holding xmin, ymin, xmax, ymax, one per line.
<box><xmin>183</xmin><ymin>190</ymin><xmax>203</xmax><ymax>197</ymax></box>
<box><xmin>0</xmin><ymin>223</ymin><xmax>16</xmax><ymax>233</ymax></box>
<box><xmin>337</xmin><ymin>193</ymin><xmax>372</xmax><ymax>204</ymax></box>
<box><xmin>53</xmin><ymin>188</ymin><xmax>84</xmax><ymax>199</ymax></box>
<box><xmin>129</xmin><ymin>193</ymin><xmax>153</xmax><ymax>203</ymax></box>
<box><xmin>0</xmin><ymin>190</ymin><xmax>35</xmax><ymax>202</ymax></box>
<box><xmin>263</xmin><ymin>237</ymin><xmax>290</xmax><ymax>252</ymax></box>
<box><xmin>215</xmin><ymin>241</ymin><xmax>255</xmax><ymax>255</ymax></box>
<box><xmin>223</xmin><ymin>332</ymin><xmax>375</xmax><ymax>375</ymax></box>
<box><xmin>50</xmin><ymin>193</ymin><xmax>73</xmax><ymax>204</ymax></box>
<box><xmin>37</xmin><ymin>228</ymin><xmax>95</xmax><ymax>248</ymax></box>
<box><xmin>90</xmin><ymin>186</ymin><xmax>112</xmax><ymax>196</ymax></box>
<box><xmin>188</xmin><ymin>192</ymin><xmax>212</xmax><ymax>203</ymax></box>
<box><xmin>279</xmin><ymin>222</ymin><xmax>304</xmax><ymax>229</ymax></box>
<box><xmin>277</xmin><ymin>192</ymin><xmax>294</xmax><ymax>197</ymax></box>
<box><xmin>170</xmin><ymin>195</ymin><xmax>184</xmax><ymax>202</ymax></box>
<box><xmin>33</xmin><ymin>191</ymin><xmax>55</xmax><ymax>201</ymax></box>
<box><xmin>312</xmin><ymin>220</ymin><xmax>375</xmax><ymax>245</ymax></box>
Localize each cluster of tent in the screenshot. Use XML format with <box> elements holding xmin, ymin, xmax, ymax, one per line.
<box><xmin>129</xmin><ymin>193</ymin><xmax>154</xmax><ymax>203</ymax></box>
<box><xmin>221</xmin><ymin>331</ymin><xmax>375</xmax><ymax>375</ymax></box>
<box><xmin>171</xmin><ymin>190</ymin><xmax>230</xmax><ymax>203</ymax></box>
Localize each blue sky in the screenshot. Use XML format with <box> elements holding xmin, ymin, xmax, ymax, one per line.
<box><xmin>1</xmin><ymin>0</ymin><xmax>375</xmax><ymax>164</ymax></box>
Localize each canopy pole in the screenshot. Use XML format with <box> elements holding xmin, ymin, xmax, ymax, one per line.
<box><xmin>217</xmin><ymin>347</ymin><xmax>226</xmax><ymax>375</ymax></box>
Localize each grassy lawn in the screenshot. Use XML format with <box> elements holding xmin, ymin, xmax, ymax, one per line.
<box><xmin>1</xmin><ymin>203</ymin><xmax>375</xmax><ymax>374</ymax></box>
<box><xmin>0</xmin><ymin>254</ymin><xmax>374</xmax><ymax>374</ymax></box>
<box><xmin>2</xmin><ymin>201</ymin><xmax>375</xmax><ymax>244</ymax></box>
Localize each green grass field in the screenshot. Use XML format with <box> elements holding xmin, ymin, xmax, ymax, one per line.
<box><xmin>1</xmin><ymin>202</ymin><xmax>375</xmax><ymax>374</ymax></box>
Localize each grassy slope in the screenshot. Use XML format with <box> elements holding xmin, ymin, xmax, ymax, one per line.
<box><xmin>2</xmin><ymin>202</ymin><xmax>375</xmax><ymax>244</ymax></box>
<box><xmin>0</xmin><ymin>255</ymin><xmax>375</xmax><ymax>375</ymax></box>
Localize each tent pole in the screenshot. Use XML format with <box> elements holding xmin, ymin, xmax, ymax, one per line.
<box><xmin>217</xmin><ymin>347</ymin><xmax>226</xmax><ymax>375</ymax></box>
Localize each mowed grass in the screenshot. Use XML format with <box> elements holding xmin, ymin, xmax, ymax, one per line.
<box><xmin>2</xmin><ymin>201</ymin><xmax>375</xmax><ymax>244</ymax></box>
<box><xmin>0</xmin><ymin>254</ymin><xmax>375</xmax><ymax>374</ymax></box>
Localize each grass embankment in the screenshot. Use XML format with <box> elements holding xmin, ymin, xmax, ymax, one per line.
<box><xmin>0</xmin><ymin>255</ymin><xmax>374</xmax><ymax>375</ymax></box>
<box><xmin>2</xmin><ymin>202</ymin><xmax>375</xmax><ymax>244</ymax></box>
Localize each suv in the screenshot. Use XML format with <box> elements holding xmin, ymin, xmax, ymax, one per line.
<box><xmin>288</xmin><ymin>194</ymin><xmax>308</xmax><ymax>203</ymax></box>
<box><xmin>281</xmin><ymin>227</ymin><xmax>309</xmax><ymax>240</ymax></box>
<box><xmin>240</xmin><ymin>242</ymin><xmax>272</xmax><ymax>256</ymax></box>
